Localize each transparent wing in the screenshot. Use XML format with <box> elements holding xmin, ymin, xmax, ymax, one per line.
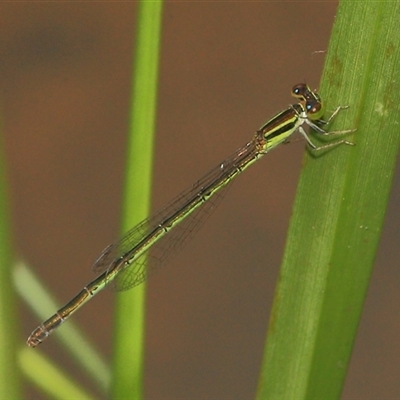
<box><xmin>92</xmin><ymin>139</ymin><xmax>259</xmax><ymax>292</ymax></box>
<box><xmin>108</xmin><ymin>184</ymin><xmax>229</xmax><ymax>291</ymax></box>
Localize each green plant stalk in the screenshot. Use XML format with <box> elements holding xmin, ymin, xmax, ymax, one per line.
<box><xmin>111</xmin><ymin>1</ymin><xmax>163</xmax><ymax>399</ymax></box>
<box><xmin>0</xmin><ymin>117</ymin><xmax>20</xmax><ymax>398</ymax></box>
<box><xmin>18</xmin><ymin>347</ymin><xmax>95</xmax><ymax>400</ymax></box>
<box><xmin>14</xmin><ymin>261</ymin><xmax>110</xmax><ymax>393</ymax></box>
<box><xmin>257</xmin><ymin>1</ymin><xmax>400</xmax><ymax>399</ymax></box>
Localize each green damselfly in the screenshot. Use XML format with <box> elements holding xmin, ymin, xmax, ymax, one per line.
<box><xmin>27</xmin><ymin>83</ymin><xmax>354</xmax><ymax>347</ymax></box>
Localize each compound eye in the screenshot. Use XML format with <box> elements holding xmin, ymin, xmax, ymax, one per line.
<box><xmin>306</xmin><ymin>100</ymin><xmax>322</xmax><ymax>115</ymax></box>
<box><xmin>306</xmin><ymin>100</ymin><xmax>323</xmax><ymax>120</ymax></box>
<box><xmin>292</xmin><ymin>83</ymin><xmax>307</xmax><ymax>98</ymax></box>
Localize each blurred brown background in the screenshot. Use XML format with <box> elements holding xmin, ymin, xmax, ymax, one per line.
<box><xmin>1</xmin><ymin>2</ymin><xmax>399</xmax><ymax>399</ymax></box>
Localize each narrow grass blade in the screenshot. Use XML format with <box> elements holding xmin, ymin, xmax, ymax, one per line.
<box><xmin>111</xmin><ymin>1</ymin><xmax>163</xmax><ymax>399</ymax></box>
<box><xmin>19</xmin><ymin>347</ymin><xmax>96</xmax><ymax>400</ymax></box>
<box><xmin>0</xmin><ymin>114</ymin><xmax>21</xmax><ymax>397</ymax></box>
<box><xmin>14</xmin><ymin>261</ymin><xmax>110</xmax><ymax>393</ymax></box>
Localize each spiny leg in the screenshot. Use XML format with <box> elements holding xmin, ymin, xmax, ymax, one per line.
<box><xmin>299</xmin><ymin>126</ymin><xmax>355</xmax><ymax>151</ymax></box>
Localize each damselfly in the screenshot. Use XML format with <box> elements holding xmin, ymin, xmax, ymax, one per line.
<box><xmin>27</xmin><ymin>83</ymin><xmax>355</xmax><ymax>347</ymax></box>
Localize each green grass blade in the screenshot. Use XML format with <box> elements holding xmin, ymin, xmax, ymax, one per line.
<box><xmin>14</xmin><ymin>261</ymin><xmax>110</xmax><ymax>393</ymax></box>
<box><xmin>0</xmin><ymin>118</ymin><xmax>21</xmax><ymax>398</ymax></box>
<box><xmin>111</xmin><ymin>1</ymin><xmax>163</xmax><ymax>399</ymax></box>
<box><xmin>257</xmin><ymin>1</ymin><xmax>400</xmax><ymax>399</ymax></box>
<box><xmin>19</xmin><ymin>347</ymin><xmax>96</xmax><ymax>400</ymax></box>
